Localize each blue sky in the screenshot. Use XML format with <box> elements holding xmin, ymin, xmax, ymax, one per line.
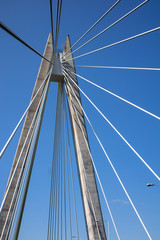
<box><xmin>0</xmin><ymin>0</ymin><xmax>160</xmax><ymax>239</ymax></box>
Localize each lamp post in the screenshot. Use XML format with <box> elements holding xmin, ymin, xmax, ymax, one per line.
<box><xmin>147</xmin><ymin>183</ymin><xmax>160</xmax><ymax>187</ymax></box>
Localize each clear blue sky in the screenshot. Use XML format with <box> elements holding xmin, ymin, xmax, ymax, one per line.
<box><xmin>0</xmin><ymin>0</ymin><xmax>160</xmax><ymax>239</ymax></box>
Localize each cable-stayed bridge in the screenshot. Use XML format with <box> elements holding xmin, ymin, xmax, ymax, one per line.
<box><xmin>0</xmin><ymin>0</ymin><xmax>160</xmax><ymax>239</ymax></box>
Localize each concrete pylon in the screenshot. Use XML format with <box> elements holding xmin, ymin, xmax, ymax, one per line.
<box><xmin>0</xmin><ymin>33</ymin><xmax>107</xmax><ymax>240</ymax></box>
<box><xmin>63</xmin><ymin>35</ymin><xmax>107</xmax><ymax>240</ymax></box>
<box><xmin>0</xmin><ymin>33</ymin><xmax>53</xmax><ymax>239</ymax></box>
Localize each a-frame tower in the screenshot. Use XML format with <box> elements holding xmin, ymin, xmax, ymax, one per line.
<box><xmin>0</xmin><ymin>34</ymin><xmax>107</xmax><ymax>240</ymax></box>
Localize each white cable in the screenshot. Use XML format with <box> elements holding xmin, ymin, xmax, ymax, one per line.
<box><xmin>64</xmin><ymin>74</ymin><xmax>102</xmax><ymax>240</ymax></box>
<box><xmin>1</xmin><ymin>88</ymin><xmax>46</xmax><ymax>238</ymax></box>
<box><xmin>6</xmin><ymin>145</ymin><xmax>31</xmax><ymax>240</ymax></box>
<box><xmin>63</xmin><ymin>69</ymin><xmax>120</xmax><ymax>240</ymax></box>
<box><xmin>63</xmin><ymin>84</ymin><xmax>80</xmax><ymax>240</ymax></box>
<box><xmin>62</xmin><ymin>66</ymin><xmax>160</xmax><ymax>182</ymax></box>
<box><xmin>68</xmin><ymin>70</ymin><xmax>160</xmax><ymax>120</ymax></box>
<box><xmin>65</xmin><ymin>27</ymin><xmax>160</xmax><ymax>62</ymax></box>
<box><xmin>63</xmin><ymin>0</ymin><xmax>121</xmax><ymax>57</ymax></box>
<box><xmin>64</xmin><ymin>0</ymin><xmax>149</xmax><ymax>59</ymax></box>
<box><xmin>0</xmin><ymin>70</ymin><xmax>52</xmax><ymax>159</ymax></box>
<box><xmin>6</xmin><ymin>105</ymin><xmax>40</xmax><ymax>239</ymax></box>
<box><xmin>0</xmin><ymin>73</ymin><xmax>51</xmax><ymax>213</ymax></box>
<box><xmin>63</xmin><ymin>68</ymin><xmax>152</xmax><ymax>240</ymax></box>
<box><xmin>75</xmin><ymin>65</ymin><xmax>160</xmax><ymax>71</ymax></box>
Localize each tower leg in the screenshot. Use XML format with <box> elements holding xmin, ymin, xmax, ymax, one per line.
<box><xmin>63</xmin><ymin>36</ymin><xmax>107</xmax><ymax>240</ymax></box>
<box><xmin>0</xmin><ymin>33</ymin><xmax>53</xmax><ymax>239</ymax></box>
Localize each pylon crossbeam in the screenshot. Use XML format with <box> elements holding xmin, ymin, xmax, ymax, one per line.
<box><xmin>50</xmin><ymin>53</ymin><xmax>64</xmax><ymax>82</ymax></box>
